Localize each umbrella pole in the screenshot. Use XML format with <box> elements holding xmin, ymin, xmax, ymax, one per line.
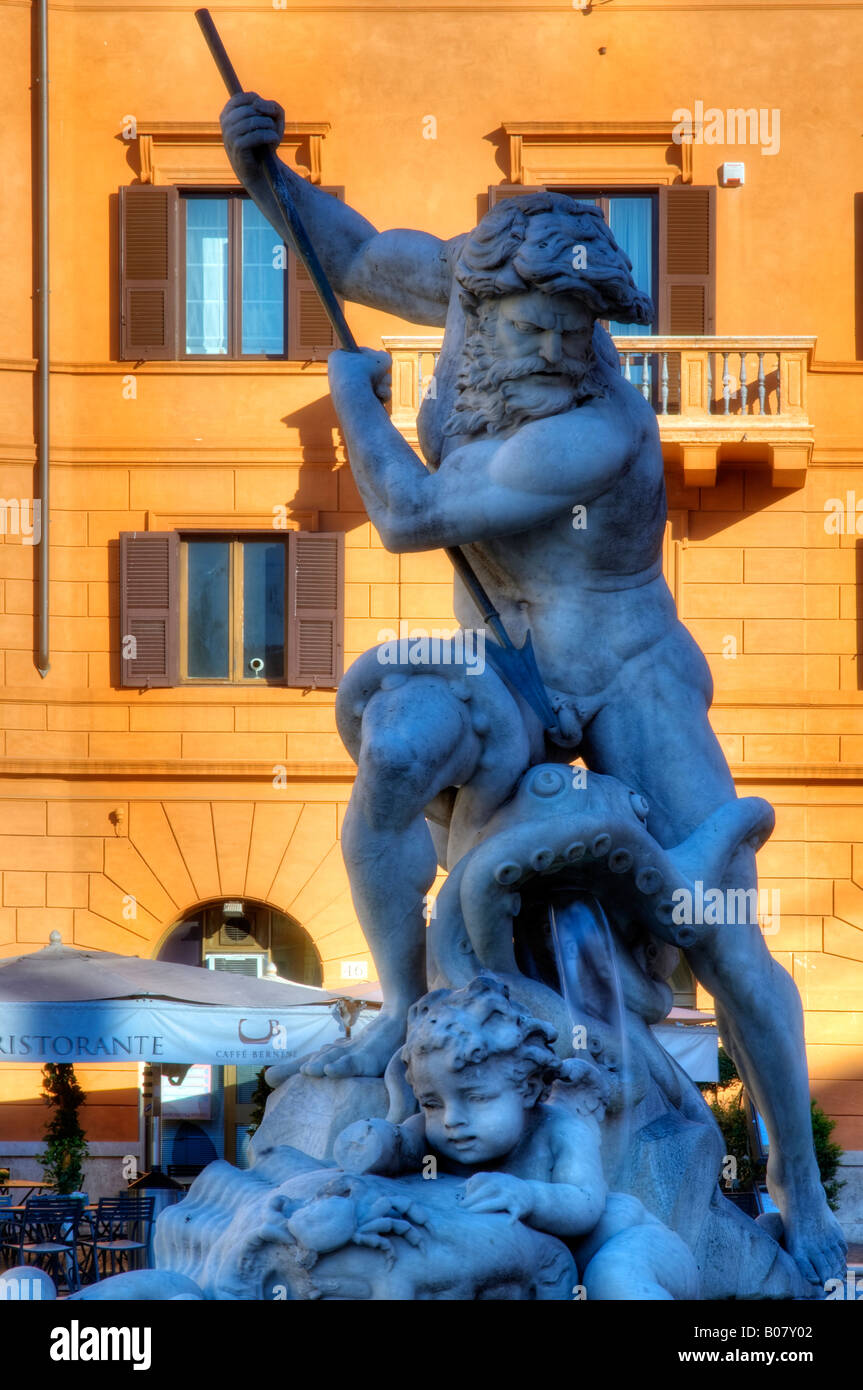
<box><xmin>153</xmin><ymin>1064</ymin><xmax>163</xmax><ymax>1170</ymax></box>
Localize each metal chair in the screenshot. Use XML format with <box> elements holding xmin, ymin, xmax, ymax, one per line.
<box><xmin>80</xmin><ymin>1197</ymin><xmax>155</xmax><ymax>1281</ymax></box>
<box><xmin>0</xmin><ymin>1191</ymin><xmax>52</xmax><ymax>1264</ymax></box>
<box><xmin>0</xmin><ymin>1201</ymin><xmax>19</xmax><ymax>1271</ymax></box>
<box><xmin>2</xmin><ymin>1198</ymin><xmax>86</xmax><ymax>1293</ymax></box>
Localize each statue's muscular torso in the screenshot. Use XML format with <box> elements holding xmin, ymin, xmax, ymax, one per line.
<box><xmin>416</xmin><ymin>265</ymin><xmax>683</xmax><ymax>698</ymax></box>
<box><xmin>455</xmin><ymin>399</ymin><xmax>678</xmax><ymax>697</ymax></box>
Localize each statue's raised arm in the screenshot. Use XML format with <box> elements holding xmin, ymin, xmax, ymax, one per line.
<box><xmin>220</xmin><ymin>92</ymin><xmax>454</xmax><ymax>325</ymax></box>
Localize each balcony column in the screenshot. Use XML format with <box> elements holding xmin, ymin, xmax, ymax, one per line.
<box><xmin>679</xmin><ymin>349</ymin><xmax>711</xmax><ymax>416</ymax></box>
<box><xmin>779</xmin><ymin>349</ymin><xmax>809</xmax><ymax>420</ymax></box>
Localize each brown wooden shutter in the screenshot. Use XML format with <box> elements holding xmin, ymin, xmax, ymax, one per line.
<box><xmin>287</xmin><ymin>531</ymin><xmax>344</xmax><ymax>688</ymax></box>
<box><xmin>288</xmin><ymin>187</ymin><xmax>344</xmax><ymax>360</ymax></box>
<box><xmin>488</xmin><ymin>184</ymin><xmax>547</xmax><ymax>207</ymax></box>
<box><xmin>119</xmin><ymin>531</ymin><xmax>180</xmax><ymax>688</ymax></box>
<box><xmin>119</xmin><ymin>186</ymin><xmax>179</xmax><ymax>360</ymax></box>
<box><xmin>658</xmin><ymin>185</ymin><xmax>716</xmax><ymax>334</ymax></box>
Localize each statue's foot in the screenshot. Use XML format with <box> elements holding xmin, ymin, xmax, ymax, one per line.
<box><xmin>769</xmin><ymin>1170</ymin><xmax>847</xmax><ymax>1286</ymax></box>
<box><xmin>300</xmin><ymin>1009</ymin><xmax>406</xmax><ymax>1079</ymax></box>
<box><xmin>784</xmin><ymin>1203</ymin><xmax>847</xmax><ymax>1288</ymax></box>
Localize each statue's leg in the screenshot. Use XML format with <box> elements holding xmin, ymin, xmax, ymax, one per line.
<box><xmin>580</xmin><ymin>623</ymin><xmax>846</xmax><ymax>1286</ymax></box>
<box><xmin>302</xmin><ymin>674</ymin><xmax>489</xmax><ymax>1079</ymax></box>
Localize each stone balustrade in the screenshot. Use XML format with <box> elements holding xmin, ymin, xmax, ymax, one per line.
<box><xmin>382</xmin><ymin>334</ymin><xmax>816</xmax><ymax>489</ymax></box>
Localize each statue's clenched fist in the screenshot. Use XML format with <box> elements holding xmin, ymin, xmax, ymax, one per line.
<box><xmin>329</xmin><ymin>347</ymin><xmax>393</xmax><ymax>406</ymax></box>
<box><xmin>219</xmin><ymin>91</ymin><xmax>285</xmax><ymax>187</ymax></box>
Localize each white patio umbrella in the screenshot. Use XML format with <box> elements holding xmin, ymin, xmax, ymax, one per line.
<box><xmin>0</xmin><ymin>932</ymin><xmax>379</xmax><ymax>1066</ymax></box>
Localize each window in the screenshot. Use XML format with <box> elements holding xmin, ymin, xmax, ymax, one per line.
<box><xmin>182</xmin><ymin>194</ymin><xmax>287</xmax><ymax>357</ymax></box>
<box><xmin>159</xmin><ymin>903</ymin><xmax>323</xmax><ymax>986</ymax></box>
<box><xmin>118</xmin><ymin>529</ymin><xmax>344</xmax><ymax>689</ymax></box>
<box><xmin>555</xmin><ymin>190</ymin><xmax>657</xmax><ymax>336</ymax></box>
<box><xmin>489</xmin><ymin>183</ymin><xmax>715</xmax><ymax>334</ymax></box>
<box><xmin>118</xmin><ymin>184</ymin><xmax>344</xmax><ymax>361</ymax></box>
<box><xmin>181</xmin><ymin>536</ymin><xmax>286</xmax><ymax>682</ymax></box>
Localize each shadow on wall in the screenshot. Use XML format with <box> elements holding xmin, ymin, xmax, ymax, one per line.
<box><xmin>280</xmin><ymin>394</ymin><xmax>343</xmax><ymax>470</ymax></box>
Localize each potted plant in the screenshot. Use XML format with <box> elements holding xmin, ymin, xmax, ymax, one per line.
<box><xmin>36</xmin><ymin>1063</ymin><xmax>90</xmax><ymax>1198</ymax></box>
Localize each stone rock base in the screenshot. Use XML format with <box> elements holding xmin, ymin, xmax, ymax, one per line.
<box><xmin>250</xmin><ymin>1073</ymin><xmax>389</xmax><ymax>1164</ymax></box>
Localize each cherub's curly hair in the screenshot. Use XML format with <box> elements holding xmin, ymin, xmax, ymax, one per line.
<box><xmin>454</xmin><ymin>191</ymin><xmax>654</xmax><ymax>325</ymax></box>
<box><xmin>401</xmin><ymin>975</ymin><xmax>560</xmax><ymax>1088</ymax></box>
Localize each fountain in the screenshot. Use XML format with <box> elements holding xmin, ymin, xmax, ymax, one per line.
<box><xmin>70</xmin><ymin>28</ymin><xmax>846</xmax><ymax>1298</ymax></box>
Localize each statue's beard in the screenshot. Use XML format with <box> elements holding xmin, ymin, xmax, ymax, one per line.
<box><xmin>443</xmin><ymin>346</ymin><xmax>605</xmax><ymax>439</ymax></box>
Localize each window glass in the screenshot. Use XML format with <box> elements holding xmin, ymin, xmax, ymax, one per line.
<box><xmin>185</xmin><ymin>198</ymin><xmax>229</xmax><ymax>355</ymax></box>
<box><xmin>242</xmin><ymin>541</ymin><xmax>285</xmax><ymax>679</ymax></box>
<box><xmin>234</xmin><ymin>1065</ymin><xmax>261</xmax><ymax>1107</ymax></box>
<box><xmin>241</xmin><ymin>200</ymin><xmax>286</xmax><ymax>355</ymax></box>
<box><xmin>607</xmin><ymin>196</ymin><xmax>654</xmax><ymax>336</ymax></box>
<box><xmin>187</xmin><ymin>541</ymin><xmax>230</xmax><ymax>678</ymax></box>
<box><xmin>271</xmin><ymin>912</ymin><xmax>323</xmax><ymax>986</ymax></box>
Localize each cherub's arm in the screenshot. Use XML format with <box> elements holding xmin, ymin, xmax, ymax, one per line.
<box><xmin>525</xmin><ymin>1111</ymin><xmax>608</xmax><ymax>1237</ymax></box>
<box><xmin>459</xmin><ymin>1110</ymin><xmax>607</xmax><ymax>1238</ymax></box>
<box><xmin>332</xmin><ymin>1114</ymin><xmax>427</xmax><ymax>1178</ymax></box>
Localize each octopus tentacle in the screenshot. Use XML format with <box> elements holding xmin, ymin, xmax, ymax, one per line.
<box><xmin>433</xmin><ymin>766</ymin><xmax>775</xmax><ymax>988</ymax></box>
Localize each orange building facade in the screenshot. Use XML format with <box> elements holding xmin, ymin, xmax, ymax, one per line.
<box><xmin>1</xmin><ymin>0</ymin><xmax>862</xmax><ymax>1231</ymax></box>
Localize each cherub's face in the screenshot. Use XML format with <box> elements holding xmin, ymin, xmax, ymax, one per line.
<box><xmin>409</xmin><ymin>1052</ymin><xmax>538</xmax><ymax>1165</ymax></box>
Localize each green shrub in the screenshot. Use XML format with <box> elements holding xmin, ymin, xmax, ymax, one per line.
<box><xmin>704</xmin><ymin>1076</ymin><xmax>765</xmax><ymax>1191</ymax></box>
<box><xmin>36</xmin><ymin>1063</ymin><xmax>90</xmax><ymax>1195</ymax></box>
<box><xmin>700</xmin><ymin>1047</ymin><xmax>845</xmax><ymax>1209</ymax></box>
<box><xmin>810</xmin><ymin>1097</ymin><xmax>845</xmax><ymax>1211</ymax></box>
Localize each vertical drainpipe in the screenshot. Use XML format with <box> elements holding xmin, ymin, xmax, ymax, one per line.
<box><xmin>35</xmin><ymin>0</ymin><xmax>49</xmax><ymax>677</ymax></box>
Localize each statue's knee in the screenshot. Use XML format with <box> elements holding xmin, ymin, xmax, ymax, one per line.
<box><xmin>361</xmin><ymin>683</ymin><xmax>472</xmax><ymax>780</ymax></box>
<box><xmin>360</xmin><ymin>726</ymin><xmax>422</xmax><ymax>784</ymax></box>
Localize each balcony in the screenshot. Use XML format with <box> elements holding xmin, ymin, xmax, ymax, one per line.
<box><xmin>381</xmin><ymin>335</ymin><xmax>816</xmax><ymax>489</ymax></box>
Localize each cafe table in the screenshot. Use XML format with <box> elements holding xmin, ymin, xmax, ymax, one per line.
<box><xmin>0</xmin><ymin>1179</ymin><xmax>56</xmax><ymax>1202</ymax></box>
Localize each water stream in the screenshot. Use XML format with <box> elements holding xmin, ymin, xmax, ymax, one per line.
<box><xmin>549</xmin><ymin>893</ymin><xmax>632</xmax><ymax>1174</ymax></box>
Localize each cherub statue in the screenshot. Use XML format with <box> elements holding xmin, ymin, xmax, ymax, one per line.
<box><xmin>333</xmin><ymin>975</ymin><xmax>699</xmax><ymax>1298</ymax></box>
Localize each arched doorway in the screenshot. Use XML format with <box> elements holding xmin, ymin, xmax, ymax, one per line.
<box><xmin>157</xmin><ymin>899</ymin><xmax>323</xmax><ymax>985</ymax></box>
<box><xmin>154</xmin><ymin>900</ymin><xmax>322</xmax><ymax>1168</ymax></box>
